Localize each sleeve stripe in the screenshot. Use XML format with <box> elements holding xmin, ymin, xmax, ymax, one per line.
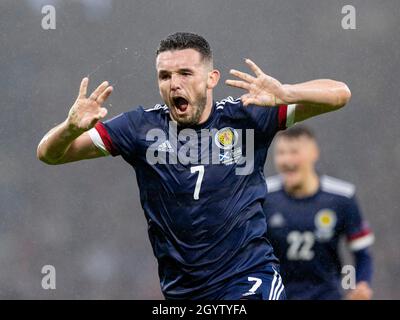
<box><xmin>277</xmin><ymin>104</ymin><xmax>288</xmax><ymax>130</ymax></box>
<box><xmin>348</xmin><ymin>234</ymin><xmax>375</xmax><ymax>251</ymax></box>
<box><xmin>88</xmin><ymin>127</ymin><xmax>109</xmax><ymax>156</ymax></box>
<box><xmin>277</xmin><ymin>104</ymin><xmax>296</xmax><ymax>130</ymax></box>
<box><xmin>347</xmin><ymin>228</ymin><xmax>372</xmax><ymax>241</ymax></box>
<box><xmin>93</xmin><ymin>122</ymin><xmax>119</xmax><ymax>156</ymax></box>
<box><xmin>286</xmin><ymin>104</ymin><xmax>296</xmax><ymax>128</ymax></box>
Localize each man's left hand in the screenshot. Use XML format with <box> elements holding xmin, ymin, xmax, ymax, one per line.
<box><xmin>226</xmin><ymin>58</ymin><xmax>288</xmax><ymax>106</ymax></box>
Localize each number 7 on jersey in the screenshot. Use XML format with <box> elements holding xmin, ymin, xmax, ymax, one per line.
<box><xmin>190</xmin><ymin>165</ymin><xmax>204</xmax><ymax>200</ymax></box>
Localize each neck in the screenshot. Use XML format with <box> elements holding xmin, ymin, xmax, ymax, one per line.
<box><xmin>285</xmin><ymin>171</ymin><xmax>319</xmax><ymax>198</ymax></box>
<box><xmin>197</xmin><ymin>92</ymin><xmax>214</xmax><ymax>124</ymax></box>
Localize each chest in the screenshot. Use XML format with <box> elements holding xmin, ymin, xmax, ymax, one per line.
<box><xmin>267</xmin><ymin>197</ymin><xmax>345</xmax><ymax>243</ymax></box>
<box><xmin>132</xmin><ymin>119</ymin><xmax>267</xmax><ymax>194</ymax></box>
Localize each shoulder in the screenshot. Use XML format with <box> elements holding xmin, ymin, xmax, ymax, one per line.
<box><xmin>143</xmin><ymin>103</ymin><xmax>169</xmax><ymax>113</ymax></box>
<box><xmin>215</xmin><ymin>96</ymin><xmax>242</xmax><ymax>110</ymax></box>
<box><xmin>215</xmin><ymin>96</ymin><xmax>272</xmax><ymax>115</ymax></box>
<box><xmin>214</xmin><ymin>96</ymin><xmax>244</xmax><ymax>117</ymax></box>
<box><xmin>215</xmin><ymin>96</ymin><xmax>274</xmax><ymax>123</ymax></box>
<box><xmin>320</xmin><ymin>175</ymin><xmax>356</xmax><ymax>199</ymax></box>
<box><xmin>123</xmin><ymin>103</ymin><xmax>169</xmax><ymax>124</ymax></box>
<box><xmin>266</xmin><ymin>175</ymin><xmax>284</xmax><ymax>193</ymax></box>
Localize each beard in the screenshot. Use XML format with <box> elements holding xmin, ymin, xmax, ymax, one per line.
<box><xmin>172</xmin><ymin>94</ymin><xmax>207</xmax><ymax>127</ymax></box>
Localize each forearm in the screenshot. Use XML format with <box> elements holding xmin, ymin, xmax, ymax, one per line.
<box><xmin>278</xmin><ymin>79</ymin><xmax>351</xmax><ymax>123</ymax></box>
<box><xmin>354</xmin><ymin>248</ymin><xmax>373</xmax><ymax>284</ymax></box>
<box><xmin>37</xmin><ymin>119</ymin><xmax>83</xmax><ymax>164</ymax></box>
<box><xmin>281</xmin><ymin>79</ymin><xmax>351</xmax><ymax>108</ymax></box>
<box><xmin>345</xmin><ymin>248</ymin><xmax>374</xmax><ymax>300</ymax></box>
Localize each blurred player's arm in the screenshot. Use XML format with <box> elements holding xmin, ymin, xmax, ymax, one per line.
<box><xmin>343</xmin><ymin>194</ymin><xmax>375</xmax><ymax>300</ymax></box>
<box><xmin>226</xmin><ymin>59</ymin><xmax>351</xmax><ymax>123</ymax></box>
<box><xmin>37</xmin><ymin>78</ymin><xmax>113</xmax><ymax>165</ymax></box>
<box><xmin>346</xmin><ymin>248</ymin><xmax>374</xmax><ymax>300</ymax></box>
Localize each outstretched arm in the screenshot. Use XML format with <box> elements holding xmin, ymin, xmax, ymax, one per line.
<box><xmin>226</xmin><ymin>59</ymin><xmax>351</xmax><ymax>124</ymax></box>
<box><xmin>37</xmin><ymin>77</ymin><xmax>113</xmax><ymax>165</ymax></box>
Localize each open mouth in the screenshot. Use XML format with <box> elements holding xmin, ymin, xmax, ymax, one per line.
<box><xmin>281</xmin><ymin>164</ymin><xmax>299</xmax><ymax>174</ymax></box>
<box><xmin>172</xmin><ymin>96</ymin><xmax>189</xmax><ymax>113</ymax></box>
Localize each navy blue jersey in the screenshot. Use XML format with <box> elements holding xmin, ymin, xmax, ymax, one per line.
<box><xmin>88</xmin><ymin>97</ymin><xmax>290</xmax><ymax>299</ymax></box>
<box><xmin>264</xmin><ymin>175</ymin><xmax>374</xmax><ymax>300</ymax></box>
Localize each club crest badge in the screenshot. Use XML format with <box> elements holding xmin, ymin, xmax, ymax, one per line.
<box><xmin>268</xmin><ymin>212</ymin><xmax>286</xmax><ymax>228</ymax></box>
<box><xmin>214</xmin><ymin>127</ymin><xmax>243</xmax><ymax>165</ymax></box>
<box><xmin>314</xmin><ymin>209</ymin><xmax>337</xmax><ymax>241</ymax></box>
<box><xmin>215</xmin><ymin>127</ymin><xmax>238</xmax><ymax>150</ymax></box>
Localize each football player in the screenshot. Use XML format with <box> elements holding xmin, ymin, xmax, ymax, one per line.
<box><xmin>37</xmin><ymin>32</ymin><xmax>351</xmax><ymax>299</ymax></box>
<box><xmin>264</xmin><ymin>125</ymin><xmax>374</xmax><ymax>300</ymax></box>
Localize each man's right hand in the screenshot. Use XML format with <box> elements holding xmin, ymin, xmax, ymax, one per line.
<box><xmin>67</xmin><ymin>77</ymin><xmax>113</xmax><ymax>134</ymax></box>
<box><xmin>37</xmin><ymin>78</ymin><xmax>114</xmax><ymax>165</ymax></box>
<box><xmin>346</xmin><ymin>281</ymin><xmax>373</xmax><ymax>300</ymax></box>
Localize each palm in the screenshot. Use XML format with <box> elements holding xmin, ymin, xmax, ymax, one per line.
<box><xmin>226</xmin><ymin>59</ymin><xmax>286</xmax><ymax>106</ymax></box>
<box><xmin>68</xmin><ymin>78</ymin><xmax>113</xmax><ymax>132</ymax></box>
<box><xmin>69</xmin><ymin>98</ymin><xmax>103</xmax><ymax>130</ymax></box>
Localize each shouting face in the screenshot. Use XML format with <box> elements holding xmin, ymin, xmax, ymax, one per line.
<box><xmin>274</xmin><ymin>135</ymin><xmax>319</xmax><ymax>191</ymax></box>
<box><xmin>156</xmin><ymin>48</ymin><xmax>219</xmax><ymax>126</ymax></box>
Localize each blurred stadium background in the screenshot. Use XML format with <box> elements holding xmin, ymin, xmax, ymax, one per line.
<box><xmin>0</xmin><ymin>0</ymin><xmax>399</xmax><ymax>299</ymax></box>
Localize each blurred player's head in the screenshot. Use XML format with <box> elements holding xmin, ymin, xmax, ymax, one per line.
<box><xmin>274</xmin><ymin>125</ymin><xmax>320</xmax><ymax>191</ymax></box>
<box><xmin>156</xmin><ymin>32</ymin><xmax>220</xmax><ymax>126</ymax></box>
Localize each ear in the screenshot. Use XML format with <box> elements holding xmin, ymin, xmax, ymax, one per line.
<box><xmin>311</xmin><ymin>141</ymin><xmax>320</xmax><ymax>163</ymax></box>
<box><xmin>207</xmin><ymin>69</ymin><xmax>220</xmax><ymax>89</ymax></box>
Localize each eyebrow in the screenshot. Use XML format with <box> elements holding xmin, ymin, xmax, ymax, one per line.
<box><xmin>158</xmin><ymin>67</ymin><xmax>195</xmax><ymax>74</ymax></box>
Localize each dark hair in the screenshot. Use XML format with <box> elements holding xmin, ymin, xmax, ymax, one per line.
<box><xmin>156</xmin><ymin>32</ymin><xmax>212</xmax><ymax>62</ymax></box>
<box><xmin>276</xmin><ymin>125</ymin><xmax>316</xmax><ymax>140</ymax></box>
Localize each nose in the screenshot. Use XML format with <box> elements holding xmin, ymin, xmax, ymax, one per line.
<box><xmin>170</xmin><ymin>74</ymin><xmax>181</xmax><ymax>91</ymax></box>
<box><xmin>275</xmin><ymin>153</ymin><xmax>288</xmax><ymax>168</ymax></box>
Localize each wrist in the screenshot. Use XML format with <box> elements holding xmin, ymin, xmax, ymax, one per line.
<box><xmin>356</xmin><ymin>281</ymin><xmax>371</xmax><ymax>288</ymax></box>
<box><xmin>63</xmin><ymin>118</ymin><xmax>85</xmax><ymax>138</ymax></box>
<box><xmin>281</xmin><ymin>84</ymin><xmax>296</xmax><ymax>104</ymax></box>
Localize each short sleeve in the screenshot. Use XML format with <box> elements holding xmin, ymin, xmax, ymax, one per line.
<box><xmin>89</xmin><ymin>108</ymin><xmax>142</xmax><ymax>159</ymax></box>
<box><xmin>343</xmin><ymin>196</ymin><xmax>375</xmax><ymax>252</ymax></box>
<box><xmin>245</xmin><ymin>103</ymin><xmax>295</xmax><ymax>137</ymax></box>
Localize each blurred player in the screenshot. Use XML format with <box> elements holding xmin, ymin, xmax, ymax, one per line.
<box><xmin>37</xmin><ymin>32</ymin><xmax>351</xmax><ymax>299</ymax></box>
<box><xmin>264</xmin><ymin>125</ymin><xmax>374</xmax><ymax>300</ymax></box>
